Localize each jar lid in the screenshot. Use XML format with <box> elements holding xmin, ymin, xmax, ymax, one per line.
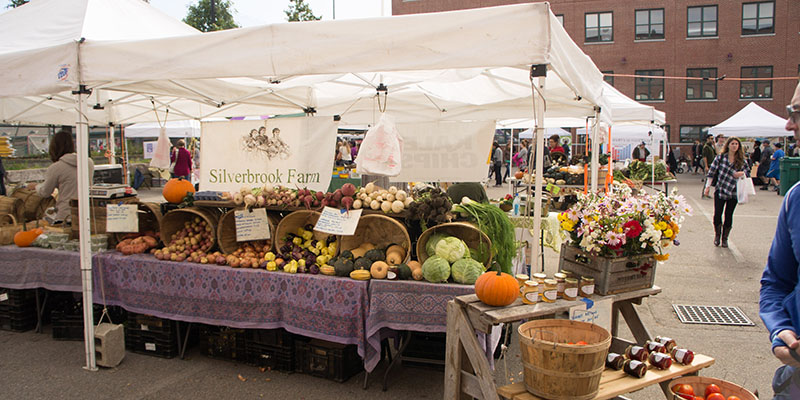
<box><xmin>532</xmin><ymin>273</ymin><xmax>547</xmax><ymax>279</ymax></box>
<box><xmin>565</xmin><ymin>278</ymin><xmax>578</xmax><ymax>284</ymax></box>
<box><xmin>515</xmin><ymin>274</ymin><xmax>530</xmax><ymax>280</ymax></box>
<box><xmin>543</xmin><ymin>279</ymin><xmax>558</xmax><ymax>285</ymax></box>
<box><xmin>580</xmin><ymin>276</ymin><xmax>595</xmax><ymax>281</ymax></box>
<box><xmin>524</xmin><ymin>280</ymin><xmax>538</xmax><ymax>287</ymax></box>
<box><xmin>553</xmin><ymin>272</ymin><xmax>567</xmax><ymax>279</ymax></box>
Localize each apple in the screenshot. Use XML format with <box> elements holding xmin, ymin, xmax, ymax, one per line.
<box><xmin>705</xmin><ymin>384</ymin><xmax>722</xmax><ymax>398</ymax></box>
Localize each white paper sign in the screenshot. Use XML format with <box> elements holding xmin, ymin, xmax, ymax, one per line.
<box><xmin>143</xmin><ymin>141</ymin><xmax>157</xmax><ymax>159</ymax></box>
<box><xmin>390</xmin><ymin>120</ymin><xmax>495</xmax><ymax>182</ymax></box>
<box><xmin>0</xmin><ymin>293</ymin><xmax>8</xmax><ymax>302</ymax></box>
<box><xmin>106</xmin><ymin>204</ymin><xmax>139</xmax><ymax>232</ymax></box>
<box><xmin>314</xmin><ymin>207</ymin><xmax>363</xmax><ymax>235</ymax></box>
<box><xmin>234</xmin><ymin>208</ymin><xmax>272</xmax><ymax>242</ymax></box>
<box><xmin>569</xmin><ymin>298</ymin><xmax>613</xmax><ymax>332</ymax></box>
<box><xmin>200</xmin><ymin>117</ymin><xmax>337</xmax><ymax>193</ymax></box>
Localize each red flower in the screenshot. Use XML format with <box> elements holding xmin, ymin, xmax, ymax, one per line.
<box><xmin>623</xmin><ymin>220</ymin><xmax>643</xmax><ymax>238</ymax></box>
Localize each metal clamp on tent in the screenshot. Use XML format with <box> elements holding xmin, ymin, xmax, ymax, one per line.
<box><xmin>303</xmin><ymin>107</ymin><xmax>317</xmax><ymax>115</ymax></box>
<box><xmin>529</xmin><ymin>64</ymin><xmax>547</xmax><ymax>78</ymax></box>
<box><xmin>71</xmin><ymin>85</ymin><xmax>92</xmax><ymax>96</ymax></box>
<box><xmin>376</xmin><ymin>83</ymin><xmax>388</xmax><ymax>113</ymax></box>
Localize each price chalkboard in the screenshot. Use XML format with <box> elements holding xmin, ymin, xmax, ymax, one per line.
<box><xmin>106</xmin><ymin>204</ymin><xmax>139</xmax><ymax>232</ymax></box>
<box><xmin>314</xmin><ymin>207</ymin><xmax>362</xmax><ymax>235</ymax></box>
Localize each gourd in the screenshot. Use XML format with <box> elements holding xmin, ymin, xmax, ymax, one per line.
<box><xmin>163</xmin><ymin>178</ymin><xmax>196</xmax><ymax>204</ymax></box>
<box><xmin>474</xmin><ymin>268</ymin><xmax>518</xmax><ymax>307</ymax></box>
<box><xmin>386</xmin><ymin>244</ymin><xmax>406</xmax><ymax>259</ymax></box>
<box><xmin>422</xmin><ymin>255</ymin><xmax>451</xmax><ymax>283</ymax></box>
<box><xmin>411</xmin><ymin>268</ymin><xmax>424</xmax><ymax>281</ymax></box>
<box><xmin>14</xmin><ymin>228</ymin><xmax>42</xmax><ymax>247</ymax></box>
<box><xmin>396</xmin><ymin>264</ymin><xmax>413</xmax><ymax>280</ymax></box>
<box><xmin>370</xmin><ymin>261</ymin><xmax>389</xmax><ymax>279</ymax></box>
<box><xmin>406</xmin><ymin>260</ymin><xmax>422</xmax><ymax>272</ymax></box>
<box><xmin>386</xmin><ymin>252</ymin><xmax>403</xmax><ymax>266</ymax></box>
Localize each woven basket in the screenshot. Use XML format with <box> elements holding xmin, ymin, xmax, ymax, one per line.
<box><xmin>0</xmin><ymin>196</ymin><xmax>24</xmax><ymax>223</ymax></box>
<box><xmin>669</xmin><ymin>376</ymin><xmax>756</xmax><ymax>400</ymax></box>
<box><xmin>0</xmin><ymin>214</ymin><xmax>24</xmax><ymax>245</ymax></box>
<box><xmin>340</xmin><ymin>214</ymin><xmax>411</xmax><ymax>263</ymax></box>
<box><xmin>416</xmin><ymin>222</ymin><xmax>493</xmax><ymax>268</ymax></box>
<box><xmin>11</xmin><ymin>188</ymin><xmax>55</xmax><ymax>221</ymax></box>
<box><xmin>274</xmin><ymin>210</ymin><xmax>338</xmax><ymax>254</ymax></box>
<box><xmin>112</xmin><ymin>202</ymin><xmax>163</xmax><ymax>243</ymax></box>
<box><xmin>160</xmin><ymin>207</ymin><xmax>221</xmax><ymax>250</ymax></box>
<box><xmin>518</xmin><ymin>319</ymin><xmax>611</xmax><ymax>400</ymax></box>
<box><xmin>217</xmin><ymin>208</ymin><xmax>278</xmax><ymax>254</ymax></box>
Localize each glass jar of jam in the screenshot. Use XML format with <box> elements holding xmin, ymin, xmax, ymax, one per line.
<box><xmin>579</xmin><ymin>276</ymin><xmax>595</xmax><ymax>297</ymax></box>
<box><xmin>622</xmin><ymin>359</ymin><xmax>648</xmax><ymax>378</ymax></box>
<box><xmin>553</xmin><ymin>272</ymin><xmax>567</xmax><ymax>298</ymax></box>
<box><xmin>532</xmin><ymin>273</ymin><xmax>547</xmax><ymax>294</ymax></box>
<box><xmin>605</xmin><ymin>352</ymin><xmax>625</xmax><ymax>370</ymax></box>
<box><xmin>644</xmin><ymin>340</ymin><xmax>667</xmax><ymax>354</ymax></box>
<box><xmin>542</xmin><ymin>279</ymin><xmax>558</xmax><ymax>303</ymax></box>
<box><xmin>514</xmin><ymin>274</ymin><xmax>529</xmax><ymax>298</ymax></box>
<box><xmin>625</xmin><ymin>345</ymin><xmax>649</xmax><ymax>362</ymax></box>
<box><xmin>671</xmin><ymin>348</ymin><xmax>695</xmax><ymax>365</ymax></box>
<box><xmin>560</xmin><ymin>269</ymin><xmax>575</xmax><ymax>280</ymax></box>
<box><xmin>563</xmin><ymin>278</ymin><xmax>579</xmax><ymax>300</ymax></box>
<box><xmin>648</xmin><ymin>352</ymin><xmax>673</xmax><ymax>370</ymax></box>
<box><xmin>521</xmin><ymin>281</ymin><xmax>539</xmax><ymax>305</ymax></box>
<box><xmin>655</xmin><ymin>336</ymin><xmax>677</xmax><ymax>352</ymax></box>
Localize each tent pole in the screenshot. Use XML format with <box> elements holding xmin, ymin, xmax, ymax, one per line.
<box><xmin>108</xmin><ymin>123</ymin><xmax>115</xmax><ymax>164</ymax></box>
<box><xmin>590</xmin><ymin>116</ymin><xmax>599</xmax><ymax>192</ymax></box>
<box><xmin>530</xmin><ymin>73</ymin><xmax>546</xmax><ymax>273</ymax></box>
<box><xmin>75</xmin><ymin>85</ymin><xmax>97</xmax><ymax>372</ymax></box>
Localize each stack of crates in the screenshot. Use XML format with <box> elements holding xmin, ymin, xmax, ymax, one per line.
<box><xmin>201</xmin><ymin>325</ymin><xmax>248</xmax><ymax>363</ymax></box>
<box><xmin>124</xmin><ymin>312</ymin><xmax>186</xmax><ymax>358</ymax></box>
<box><xmin>295</xmin><ymin>338</ymin><xmax>362</xmax><ymax>382</ymax></box>
<box><xmin>401</xmin><ymin>332</ymin><xmax>447</xmax><ymax>370</ymax></box>
<box><xmin>0</xmin><ymin>288</ymin><xmax>37</xmax><ymax>332</ymax></box>
<box><xmin>245</xmin><ymin>328</ymin><xmax>295</xmax><ymax>372</ymax></box>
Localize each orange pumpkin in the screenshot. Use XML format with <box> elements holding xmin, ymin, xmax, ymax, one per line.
<box><xmin>163</xmin><ymin>178</ymin><xmax>196</xmax><ymax>204</ymax></box>
<box><xmin>14</xmin><ymin>229</ymin><xmax>41</xmax><ymax>247</ymax></box>
<box><xmin>515</xmin><ymin>171</ymin><xmax>524</xmax><ymax>179</ymax></box>
<box><xmin>475</xmin><ymin>269</ymin><xmax>518</xmax><ymax>307</ymax></box>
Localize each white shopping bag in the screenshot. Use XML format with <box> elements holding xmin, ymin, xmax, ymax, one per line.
<box><xmin>355</xmin><ymin>113</ymin><xmax>403</xmax><ymax>176</ymax></box>
<box><xmin>737</xmin><ymin>177</ymin><xmax>755</xmax><ymax>204</ymax></box>
<box><xmin>149</xmin><ymin>126</ymin><xmax>171</xmax><ymax>170</ymax></box>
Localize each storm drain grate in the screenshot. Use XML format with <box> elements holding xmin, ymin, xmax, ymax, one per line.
<box><xmin>672</xmin><ymin>305</ymin><xmax>755</xmax><ymax>326</ymax></box>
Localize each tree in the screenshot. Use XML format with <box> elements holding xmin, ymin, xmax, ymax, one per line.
<box><xmin>285</xmin><ymin>0</ymin><xmax>320</xmax><ymax>22</ymax></box>
<box><xmin>6</xmin><ymin>0</ymin><xmax>29</xmax><ymax>8</ymax></box>
<box><xmin>183</xmin><ymin>0</ymin><xmax>239</xmax><ymax>32</ymax></box>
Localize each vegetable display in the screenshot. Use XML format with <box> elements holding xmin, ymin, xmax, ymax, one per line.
<box><xmin>474</xmin><ymin>267</ymin><xmax>518</xmax><ymax>307</ymax></box>
<box><xmin>153</xmin><ymin>217</ymin><xmax>214</xmax><ymax>262</ymax></box>
<box><xmin>624</xmin><ymin>160</ymin><xmax>672</xmax><ymax>181</ymax></box>
<box><xmin>116</xmin><ymin>234</ymin><xmax>158</xmax><ymax>255</ymax></box>
<box><xmin>406</xmin><ymin>186</ymin><xmax>453</xmax><ymax>230</ymax></box>
<box><xmin>451</xmin><ymin>257</ymin><xmax>484</xmax><ymax>285</ymax></box>
<box><xmin>163</xmin><ymin>178</ymin><xmax>196</xmax><ymax>204</ymax></box>
<box><xmin>422</xmin><ymin>255</ymin><xmax>451</xmax><ymax>283</ymax></box>
<box><xmin>453</xmin><ymin>199</ymin><xmax>516</xmax><ymax>275</ymax></box>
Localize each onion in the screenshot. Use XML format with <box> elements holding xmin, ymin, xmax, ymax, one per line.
<box><xmin>263</xmin><ymin>184</ymin><xmax>274</xmax><ymax>193</ymax></box>
<box><xmin>395</xmin><ymin>190</ymin><xmax>407</xmax><ymax>201</ymax></box>
<box><xmin>365</xmin><ymin>182</ymin><xmax>376</xmax><ymax>194</ymax></box>
<box><xmin>388</xmin><ymin>186</ymin><xmax>398</xmax><ymax>195</ymax></box>
<box><xmin>403</xmin><ymin>197</ymin><xmax>413</xmax><ymax>207</ymax></box>
<box><xmin>257</xmin><ymin>195</ymin><xmax>266</xmax><ymax>207</ymax></box>
<box><xmin>376</xmin><ymin>195</ymin><xmax>384</xmax><ymax>202</ymax></box>
<box><xmin>353</xmin><ymin>199</ymin><xmax>362</xmax><ymax>209</ymax></box>
<box><xmin>244</xmin><ymin>194</ymin><xmax>257</xmax><ymax>207</ymax></box>
<box><xmin>386</xmin><ymin>193</ymin><xmax>395</xmax><ymax>202</ymax></box>
<box><xmin>233</xmin><ymin>192</ymin><xmax>244</xmax><ymax>206</ymax></box>
<box><xmin>370</xmin><ymin>200</ymin><xmax>380</xmax><ymax>210</ymax></box>
<box><xmin>381</xmin><ymin>201</ymin><xmax>392</xmax><ymax>213</ymax></box>
<box><xmin>391</xmin><ymin>200</ymin><xmax>405</xmax><ymax>213</ymax></box>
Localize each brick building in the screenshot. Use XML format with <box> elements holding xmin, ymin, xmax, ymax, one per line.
<box><xmin>393</xmin><ymin>0</ymin><xmax>800</xmax><ymax>147</ymax></box>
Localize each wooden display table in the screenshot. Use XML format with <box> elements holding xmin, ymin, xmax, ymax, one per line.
<box><xmin>497</xmin><ymin>353</ymin><xmax>715</xmax><ymax>399</ymax></box>
<box><xmin>444</xmin><ymin>286</ymin><xmax>707</xmax><ymax>400</ymax></box>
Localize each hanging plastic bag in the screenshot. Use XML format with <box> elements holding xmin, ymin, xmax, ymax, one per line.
<box><xmin>149</xmin><ymin>126</ymin><xmax>171</xmax><ymax>170</ymax></box>
<box><xmin>355</xmin><ymin>113</ymin><xmax>403</xmax><ymax>176</ymax></box>
<box><xmin>737</xmin><ymin>177</ymin><xmax>755</xmax><ymax>204</ymax></box>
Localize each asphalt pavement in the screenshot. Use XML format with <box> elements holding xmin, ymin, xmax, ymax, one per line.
<box><xmin>0</xmin><ymin>172</ymin><xmax>786</xmax><ymax>399</ymax></box>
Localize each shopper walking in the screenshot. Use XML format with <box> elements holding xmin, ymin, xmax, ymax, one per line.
<box><xmin>758</xmin><ymin>80</ymin><xmax>800</xmax><ymax>399</ymax></box>
<box><xmin>692</xmin><ymin>139</ymin><xmax>703</xmax><ymax>174</ymax></box>
<box><xmin>491</xmin><ymin>142</ymin><xmax>503</xmax><ymax>187</ymax></box>
<box><xmin>765</xmin><ymin>142</ymin><xmax>785</xmax><ymax>192</ymax></box>
<box><xmin>750</xmin><ymin>140</ymin><xmax>762</xmax><ymax>170</ymax></box>
<box><xmin>170</xmin><ymin>139</ymin><xmax>193</xmax><ymax>181</ymax></box>
<box><xmin>703</xmin><ymin>137</ymin><xmax>748</xmax><ymax>248</ymax></box>
<box><xmin>701</xmin><ymin>135</ymin><xmax>717</xmax><ymax>198</ymax></box>
<box><xmin>758</xmin><ymin>140</ymin><xmax>775</xmax><ymax>187</ymax></box>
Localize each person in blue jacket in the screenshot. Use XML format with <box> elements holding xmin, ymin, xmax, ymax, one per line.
<box><xmin>760</xmin><ymin>81</ymin><xmax>800</xmax><ymax>398</ymax></box>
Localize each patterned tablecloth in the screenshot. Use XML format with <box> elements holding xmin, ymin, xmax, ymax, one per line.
<box><xmin>0</xmin><ymin>246</ymin><xmax>83</xmax><ymax>292</ymax></box>
<box><xmin>364</xmin><ymin>279</ymin><xmax>474</xmax><ymax>372</ymax></box>
<box><xmin>92</xmin><ymin>252</ymin><xmax>370</xmax><ymax>361</ymax></box>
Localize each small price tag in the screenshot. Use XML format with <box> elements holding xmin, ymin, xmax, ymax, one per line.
<box><xmin>546</xmin><ymin>183</ymin><xmax>561</xmax><ymax>196</ymax></box>
<box><xmin>314</xmin><ymin>207</ymin><xmax>362</xmax><ymax>235</ymax></box>
<box><xmin>145</xmin><ymin>343</ymin><xmax>156</xmax><ymax>351</ymax></box>
<box><xmin>140</xmin><ymin>324</ymin><xmax>149</xmax><ymax>331</ymax></box>
<box><xmin>234</xmin><ymin>208</ymin><xmax>271</xmax><ymax>242</ymax></box>
<box><xmin>106</xmin><ymin>204</ymin><xmax>138</xmax><ymax>232</ymax></box>
<box><xmin>0</xmin><ymin>293</ymin><xmax>8</xmax><ymax>302</ymax></box>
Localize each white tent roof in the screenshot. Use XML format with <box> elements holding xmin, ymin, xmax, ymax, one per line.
<box><xmin>708</xmin><ymin>102</ymin><xmax>792</xmax><ymax>137</ymax></box>
<box><xmin>124</xmin><ymin>119</ymin><xmax>201</xmax><ymax>138</ymax></box>
<box><xmin>519</xmin><ymin>127</ymin><xmax>571</xmax><ymax>139</ymax></box>
<box><xmin>577</xmin><ymin>125</ymin><xmax>667</xmax><ymax>144</ymax></box>
<box><xmin>599</xmin><ymin>83</ymin><xmax>665</xmax><ymax>125</ymax></box>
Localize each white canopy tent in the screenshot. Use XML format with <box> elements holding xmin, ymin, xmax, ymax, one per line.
<box><xmin>0</xmin><ymin>0</ymin><xmax>615</xmax><ymax>377</ymax></box>
<box><xmin>519</xmin><ymin>127</ymin><xmax>571</xmax><ymax>139</ymax></box>
<box><xmin>124</xmin><ymin>120</ymin><xmax>201</xmax><ymax>138</ymax></box>
<box><xmin>708</xmin><ymin>102</ymin><xmax>792</xmax><ymax>137</ymax></box>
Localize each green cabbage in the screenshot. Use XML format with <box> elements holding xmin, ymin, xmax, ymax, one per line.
<box><xmin>425</xmin><ymin>233</ymin><xmax>448</xmax><ymax>257</ymax></box>
<box><xmin>451</xmin><ymin>257</ymin><xmax>484</xmax><ymax>285</ymax></box>
<box><xmin>422</xmin><ymin>255</ymin><xmax>451</xmax><ymax>283</ymax></box>
<box><xmin>435</xmin><ymin>236</ymin><xmax>468</xmax><ymax>263</ymax></box>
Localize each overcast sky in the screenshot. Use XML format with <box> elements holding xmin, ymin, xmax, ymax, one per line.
<box><xmin>147</xmin><ymin>0</ymin><xmax>392</xmax><ymax>27</ymax></box>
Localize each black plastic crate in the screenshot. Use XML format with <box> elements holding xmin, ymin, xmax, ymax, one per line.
<box><xmin>0</xmin><ymin>309</ymin><xmax>37</xmax><ymax>332</ymax></box>
<box><xmin>0</xmin><ymin>288</ymin><xmax>37</xmax><ymax>332</ymax></box>
<box><xmin>51</xmin><ymin>306</ymin><xmax>103</xmax><ymax>341</ymax></box>
<box><xmin>246</xmin><ymin>342</ymin><xmax>295</xmax><ymax>372</ymax></box>
<box><xmin>201</xmin><ymin>325</ymin><xmax>248</xmax><ymax>362</ymax></box>
<box><xmin>295</xmin><ymin>339</ymin><xmax>363</xmax><ymax>383</ymax></box>
<box><xmin>246</xmin><ymin>328</ymin><xmax>295</xmax><ymax>349</ymax></box>
<box><xmin>125</xmin><ymin>330</ymin><xmax>180</xmax><ymax>359</ymax></box>
<box><xmin>126</xmin><ymin>312</ymin><xmax>177</xmax><ymax>336</ymax></box>
<box><xmin>0</xmin><ymin>287</ymin><xmax>37</xmax><ymax>310</ymax></box>
<box><xmin>401</xmin><ymin>332</ymin><xmax>446</xmax><ymax>370</ymax></box>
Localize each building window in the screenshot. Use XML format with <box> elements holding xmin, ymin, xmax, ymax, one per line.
<box><xmin>556</xmin><ymin>14</ymin><xmax>564</xmax><ymax>25</ymax></box>
<box><xmin>740</xmin><ymin>66</ymin><xmax>773</xmax><ymax>99</ymax></box>
<box><xmin>602</xmin><ymin>71</ymin><xmax>614</xmax><ymax>86</ymax></box>
<box><xmin>680</xmin><ymin>125</ymin><xmax>711</xmax><ymax>143</ymax></box>
<box><xmin>635</xmin><ymin>70</ymin><xmax>664</xmax><ymax>101</ymax></box>
<box><xmin>687</xmin><ymin>5</ymin><xmax>717</xmax><ymax>37</ymax></box>
<box><xmin>635</xmin><ymin>9</ymin><xmax>664</xmax><ymax>40</ymax></box>
<box><xmin>585</xmin><ymin>12</ymin><xmax>613</xmax><ymax>42</ymax></box>
<box><xmin>686</xmin><ymin>68</ymin><xmax>717</xmax><ymax>100</ymax></box>
<box><xmin>742</xmin><ymin>1</ymin><xmax>775</xmax><ymax>35</ymax></box>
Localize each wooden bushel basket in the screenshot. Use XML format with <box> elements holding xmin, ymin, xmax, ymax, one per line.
<box><xmin>112</xmin><ymin>202</ymin><xmax>163</xmax><ymax>244</ymax></box>
<box><xmin>518</xmin><ymin>319</ymin><xmax>611</xmax><ymax>400</ymax></box>
<box><xmin>160</xmin><ymin>207</ymin><xmax>221</xmax><ymax>251</ymax></box>
<box><xmin>669</xmin><ymin>376</ymin><xmax>756</xmax><ymax>400</ymax></box>
<box><xmin>11</xmin><ymin>188</ymin><xmax>55</xmax><ymax>221</ymax></box>
<box><xmin>0</xmin><ymin>214</ymin><xmax>25</xmax><ymax>245</ymax></box>
<box><xmin>339</xmin><ymin>214</ymin><xmax>411</xmax><ymax>263</ymax></box>
<box><xmin>0</xmin><ymin>196</ymin><xmax>24</xmax><ymax>223</ymax></box>
<box><xmin>217</xmin><ymin>208</ymin><xmax>278</xmax><ymax>254</ymax></box>
<box><xmin>416</xmin><ymin>222</ymin><xmax>493</xmax><ymax>268</ymax></box>
<box><xmin>274</xmin><ymin>210</ymin><xmax>339</xmax><ymax>254</ymax></box>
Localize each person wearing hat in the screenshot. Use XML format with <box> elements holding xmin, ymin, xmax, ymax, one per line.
<box><xmin>764</xmin><ymin>142</ymin><xmax>785</xmax><ymax>192</ymax></box>
<box><xmin>632</xmin><ymin>142</ymin><xmax>649</xmax><ymax>162</ymax></box>
<box><xmin>760</xmin><ymin>80</ymin><xmax>800</xmax><ymax>399</ymax></box>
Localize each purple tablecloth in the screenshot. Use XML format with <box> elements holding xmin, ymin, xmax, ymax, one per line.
<box><xmin>0</xmin><ymin>245</ymin><xmax>83</xmax><ymax>292</ymax></box>
<box><xmin>365</xmin><ymin>279</ymin><xmax>474</xmax><ymax>372</ymax></box>
<box><xmin>92</xmin><ymin>252</ymin><xmax>370</xmax><ymax>361</ymax></box>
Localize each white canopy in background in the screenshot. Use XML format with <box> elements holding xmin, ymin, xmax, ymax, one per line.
<box><xmin>576</xmin><ymin>125</ymin><xmax>667</xmax><ymax>144</ymax></box>
<box><xmin>708</xmin><ymin>102</ymin><xmax>792</xmax><ymax>137</ymax></box>
<box><xmin>124</xmin><ymin>120</ymin><xmax>201</xmax><ymax>138</ymax></box>
<box><xmin>519</xmin><ymin>127</ymin><xmax>571</xmax><ymax>139</ymax></box>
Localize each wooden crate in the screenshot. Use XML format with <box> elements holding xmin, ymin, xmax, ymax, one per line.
<box><xmin>558</xmin><ymin>243</ymin><xmax>656</xmax><ymax>296</ymax></box>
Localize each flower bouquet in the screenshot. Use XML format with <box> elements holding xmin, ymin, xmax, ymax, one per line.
<box><xmin>557</xmin><ymin>181</ymin><xmax>692</xmax><ymax>261</ymax></box>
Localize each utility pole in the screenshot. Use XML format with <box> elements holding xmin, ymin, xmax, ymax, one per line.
<box><xmin>332</xmin><ymin>0</ymin><xmax>335</xmax><ymax>20</ymax></box>
<box><xmin>210</xmin><ymin>0</ymin><xmax>215</xmax><ymax>27</ymax></box>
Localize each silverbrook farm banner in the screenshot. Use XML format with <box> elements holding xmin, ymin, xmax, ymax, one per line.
<box><xmin>390</xmin><ymin>120</ymin><xmax>495</xmax><ymax>183</ymax></box>
<box><xmin>200</xmin><ymin>117</ymin><xmax>337</xmax><ymax>193</ymax></box>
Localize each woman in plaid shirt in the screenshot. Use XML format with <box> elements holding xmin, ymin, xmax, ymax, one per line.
<box><xmin>703</xmin><ymin>137</ymin><xmax>749</xmax><ymax>248</ymax></box>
